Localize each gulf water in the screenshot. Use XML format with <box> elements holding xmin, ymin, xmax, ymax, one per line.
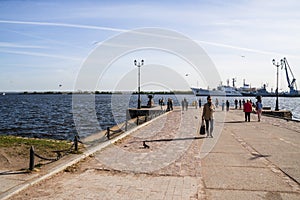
<box><xmin>0</xmin><ymin>94</ymin><xmax>298</xmax><ymax>140</ymax></box>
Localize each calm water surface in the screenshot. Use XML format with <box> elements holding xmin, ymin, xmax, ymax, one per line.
<box><xmin>0</xmin><ymin>94</ymin><xmax>299</xmax><ymax>140</ymax></box>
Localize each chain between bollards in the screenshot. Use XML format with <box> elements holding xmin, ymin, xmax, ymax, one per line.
<box><xmin>29</xmin><ymin>135</ymin><xmax>79</xmax><ymax>171</ymax></box>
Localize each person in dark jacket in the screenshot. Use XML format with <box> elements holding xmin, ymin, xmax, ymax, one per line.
<box><xmin>226</xmin><ymin>100</ymin><xmax>230</xmax><ymax>111</ymax></box>
<box><xmin>202</xmin><ymin>96</ymin><xmax>215</xmax><ymax>138</ymax></box>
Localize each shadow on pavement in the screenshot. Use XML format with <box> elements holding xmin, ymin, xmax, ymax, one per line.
<box><xmin>249</xmin><ymin>153</ymin><xmax>271</xmax><ymax>160</ymax></box>
<box><xmin>145</xmin><ymin>136</ymin><xmax>205</xmax><ymax>143</ymax></box>
<box><xmin>0</xmin><ymin>170</ymin><xmax>29</xmax><ymax>176</ymax></box>
<box><xmin>224</xmin><ymin>120</ymin><xmax>246</xmax><ymax>124</ymax></box>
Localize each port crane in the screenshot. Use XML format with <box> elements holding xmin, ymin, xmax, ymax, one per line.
<box><xmin>280</xmin><ymin>58</ymin><xmax>298</xmax><ymax>95</ymax></box>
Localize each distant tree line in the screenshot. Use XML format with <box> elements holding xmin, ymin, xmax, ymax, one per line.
<box><xmin>18</xmin><ymin>90</ymin><xmax>193</xmax><ymax>95</ymax></box>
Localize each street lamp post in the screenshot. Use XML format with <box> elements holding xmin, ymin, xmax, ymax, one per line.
<box><xmin>272</xmin><ymin>59</ymin><xmax>281</xmax><ymax>111</ymax></box>
<box><xmin>134</xmin><ymin>59</ymin><xmax>144</xmax><ymax>109</ymax></box>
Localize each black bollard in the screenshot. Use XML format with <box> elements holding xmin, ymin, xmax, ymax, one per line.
<box><xmin>74</xmin><ymin>135</ymin><xmax>78</xmax><ymax>152</ymax></box>
<box><xmin>107</xmin><ymin>127</ymin><xmax>110</xmax><ymax>140</ymax></box>
<box><xmin>125</xmin><ymin>111</ymin><xmax>128</xmax><ymax>131</ymax></box>
<box><xmin>29</xmin><ymin>146</ymin><xmax>35</xmax><ymax>171</ymax></box>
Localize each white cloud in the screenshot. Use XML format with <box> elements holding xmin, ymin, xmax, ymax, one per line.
<box><xmin>0</xmin><ymin>49</ymin><xmax>82</xmax><ymax>61</ymax></box>
<box><xmin>0</xmin><ymin>20</ymin><xmax>127</xmax><ymax>32</ymax></box>
<box><xmin>0</xmin><ymin>42</ymin><xmax>46</xmax><ymax>49</ymax></box>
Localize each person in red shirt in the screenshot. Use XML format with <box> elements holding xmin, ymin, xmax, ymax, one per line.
<box><xmin>243</xmin><ymin>99</ymin><xmax>252</xmax><ymax>122</ymax></box>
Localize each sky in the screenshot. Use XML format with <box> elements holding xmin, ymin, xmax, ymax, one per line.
<box><xmin>0</xmin><ymin>0</ymin><xmax>300</xmax><ymax>92</ymax></box>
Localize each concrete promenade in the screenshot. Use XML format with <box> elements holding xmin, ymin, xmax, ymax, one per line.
<box><xmin>2</xmin><ymin>106</ymin><xmax>300</xmax><ymax>200</ymax></box>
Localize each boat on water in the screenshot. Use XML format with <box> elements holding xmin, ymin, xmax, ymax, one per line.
<box><xmin>239</xmin><ymin>84</ymin><xmax>275</xmax><ymax>97</ymax></box>
<box><xmin>191</xmin><ymin>78</ymin><xmax>243</xmax><ymax>97</ymax></box>
<box><xmin>192</xmin><ymin>58</ymin><xmax>300</xmax><ymax>97</ymax></box>
<box><xmin>239</xmin><ymin>80</ymin><xmax>300</xmax><ymax>97</ymax></box>
<box><xmin>192</xmin><ymin>82</ymin><xmax>300</xmax><ymax>97</ymax></box>
<box><xmin>191</xmin><ymin>85</ymin><xmax>242</xmax><ymax>96</ymax></box>
<box><xmin>279</xmin><ymin>92</ymin><xmax>300</xmax><ymax>97</ymax></box>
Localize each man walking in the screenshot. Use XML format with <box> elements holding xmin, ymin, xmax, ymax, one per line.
<box><xmin>202</xmin><ymin>96</ymin><xmax>215</xmax><ymax>138</ymax></box>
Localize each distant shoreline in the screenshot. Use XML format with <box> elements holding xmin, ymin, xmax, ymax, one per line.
<box><xmin>1</xmin><ymin>91</ymin><xmax>194</xmax><ymax>95</ymax></box>
<box><xmin>2</xmin><ymin>91</ymin><xmax>300</xmax><ymax>97</ymax></box>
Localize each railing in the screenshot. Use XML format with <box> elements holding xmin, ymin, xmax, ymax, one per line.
<box><xmin>105</xmin><ymin>109</ymin><xmax>165</xmax><ymax>140</ymax></box>
<box><xmin>28</xmin><ymin>108</ymin><xmax>166</xmax><ymax>171</ymax></box>
<box><xmin>29</xmin><ymin>135</ymin><xmax>81</xmax><ymax>171</ymax></box>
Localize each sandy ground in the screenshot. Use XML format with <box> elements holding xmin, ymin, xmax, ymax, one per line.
<box><xmin>0</xmin><ymin>142</ymin><xmax>76</xmax><ymax>172</ymax></box>
<box><xmin>0</xmin><ymin>146</ymin><xmax>32</xmax><ymax>171</ymax></box>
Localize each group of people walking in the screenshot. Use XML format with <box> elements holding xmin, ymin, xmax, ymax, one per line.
<box><xmin>181</xmin><ymin>98</ymin><xmax>189</xmax><ymax>111</ymax></box>
<box><xmin>243</xmin><ymin>96</ymin><xmax>262</xmax><ymax>122</ymax></box>
<box><xmin>159</xmin><ymin>95</ymin><xmax>263</xmax><ymax>138</ymax></box>
<box><xmin>200</xmin><ymin>95</ymin><xmax>263</xmax><ymax>138</ymax></box>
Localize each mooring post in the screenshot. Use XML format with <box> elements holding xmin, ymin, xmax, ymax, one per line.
<box><xmin>29</xmin><ymin>146</ymin><xmax>35</xmax><ymax>171</ymax></box>
<box><xmin>125</xmin><ymin>110</ymin><xmax>128</xmax><ymax>131</ymax></box>
<box><xmin>74</xmin><ymin>135</ymin><xmax>78</xmax><ymax>152</ymax></box>
<box><xmin>107</xmin><ymin>127</ymin><xmax>110</xmax><ymax>140</ymax></box>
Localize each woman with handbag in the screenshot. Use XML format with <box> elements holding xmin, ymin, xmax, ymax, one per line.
<box><xmin>200</xmin><ymin>119</ymin><xmax>206</xmax><ymax>135</ymax></box>
<box><xmin>202</xmin><ymin>95</ymin><xmax>215</xmax><ymax>138</ymax></box>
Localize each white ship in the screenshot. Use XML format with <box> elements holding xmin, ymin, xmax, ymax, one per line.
<box><xmin>191</xmin><ymin>79</ymin><xmax>242</xmax><ymax>97</ymax></box>
<box><xmin>191</xmin><ymin>85</ymin><xmax>242</xmax><ymax>96</ymax></box>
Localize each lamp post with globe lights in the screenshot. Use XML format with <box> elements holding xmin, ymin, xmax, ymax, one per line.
<box><xmin>272</xmin><ymin>58</ymin><xmax>281</xmax><ymax>111</ymax></box>
<box><xmin>134</xmin><ymin>59</ymin><xmax>144</xmax><ymax>109</ymax></box>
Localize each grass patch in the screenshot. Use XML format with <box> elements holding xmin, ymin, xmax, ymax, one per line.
<box><xmin>0</xmin><ymin>135</ymin><xmax>71</xmax><ymax>150</ymax></box>
<box><xmin>0</xmin><ymin>135</ymin><xmax>74</xmax><ymax>159</ymax></box>
<box><xmin>0</xmin><ymin>135</ymin><xmax>84</xmax><ymax>171</ymax></box>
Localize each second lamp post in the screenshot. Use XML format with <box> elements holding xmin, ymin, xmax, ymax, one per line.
<box><xmin>272</xmin><ymin>58</ymin><xmax>281</xmax><ymax>111</ymax></box>
<box><xmin>134</xmin><ymin>59</ymin><xmax>144</xmax><ymax>109</ymax></box>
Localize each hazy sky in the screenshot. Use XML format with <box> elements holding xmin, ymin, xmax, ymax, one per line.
<box><xmin>1</xmin><ymin>0</ymin><xmax>299</xmax><ymax>92</ymax></box>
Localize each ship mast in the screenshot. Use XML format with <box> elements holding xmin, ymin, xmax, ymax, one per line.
<box><xmin>232</xmin><ymin>78</ymin><xmax>236</xmax><ymax>88</ymax></box>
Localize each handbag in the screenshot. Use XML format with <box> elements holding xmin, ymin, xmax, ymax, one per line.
<box><xmin>200</xmin><ymin>120</ymin><xmax>205</xmax><ymax>135</ymax></box>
